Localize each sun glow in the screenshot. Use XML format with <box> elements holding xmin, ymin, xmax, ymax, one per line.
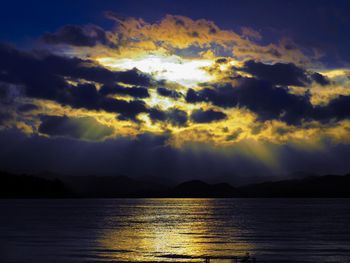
<box><xmin>97</xmin><ymin>54</ymin><xmax>215</xmax><ymax>86</ymax></box>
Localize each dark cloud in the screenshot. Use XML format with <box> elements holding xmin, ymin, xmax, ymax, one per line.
<box><xmin>0</xmin><ymin>82</ymin><xmax>22</xmax><ymax>105</ymax></box>
<box><xmin>17</xmin><ymin>103</ymin><xmax>39</xmax><ymax>112</ymax></box>
<box><xmin>42</xmin><ymin>25</ymin><xmax>116</xmax><ymax>47</ymax></box>
<box><xmin>39</xmin><ymin>115</ymin><xmax>113</xmax><ymax>140</ymax></box>
<box><xmin>0</xmin><ymin>129</ymin><xmax>272</xmax><ymax>184</ymax></box>
<box><xmin>111</xmin><ymin>99</ymin><xmax>148</xmax><ymax>120</ymax></box>
<box><xmin>134</xmin><ymin>132</ymin><xmax>170</xmax><ymax>148</ymax></box>
<box><xmin>62</xmin><ymin>83</ymin><xmax>99</xmax><ymax>109</ymax></box>
<box><xmin>187</xmin><ymin>77</ymin><xmax>350</xmax><ymax>125</ymax></box>
<box><xmin>43</xmin><ymin>55</ymin><xmax>117</xmax><ymax>85</ymax></box>
<box><xmin>43</xmin><ymin>81</ymin><xmax>147</xmax><ymax>120</ymax></box>
<box><xmin>241</xmin><ymin>60</ymin><xmax>331</xmax><ymax>87</ymax></box>
<box><xmin>231</xmin><ymin>78</ymin><xmax>313</xmax><ymax>124</ymax></box>
<box><xmin>149</xmin><ymin>108</ymin><xmax>188</xmax><ymax>127</ymax></box>
<box><xmin>1</xmin><ymin>46</ymin><xmax>89</xmax><ymax>99</ymax></box>
<box><xmin>43</xmin><ymin>55</ymin><xmax>152</xmax><ymax>86</ymax></box>
<box><xmin>156</xmin><ymin>87</ymin><xmax>182</xmax><ymax>99</ymax></box>
<box><xmin>186</xmin><ymin>86</ymin><xmax>236</xmax><ymax>108</ymax></box>
<box><xmin>215</xmin><ymin>58</ymin><xmax>228</xmax><ymax>64</ymax></box>
<box><xmin>2</xmin><ymin>129</ymin><xmax>350</xmax><ymax>185</ymax></box>
<box><xmin>115</xmin><ymin>68</ymin><xmax>153</xmax><ymax>87</ymax></box>
<box><xmin>191</xmin><ymin>109</ymin><xmax>226</xmax><ymax>123</ymax></box>
<box><xmin>0</xmin><ymin>44</ymin><xmax>152</xmax><ymax>120</ymax></box>
<box><xmin>0</xmin><ymin>111</ymin><xmax>12</xmax><ymax>125</ymax></box>
<box><xmin>100</xmin><ymin>84</ymin><xmax>149</xmax><ymax>98</ymax></box>
<box><xmin>313</xmin><ymin>95</ymin><xmax>350</xmax><ymax>122</ymax></box>
<box><xmin>148</xmin><ymin>108</ymin><xmax>166</xmax><ymax>122</ymax></box>
<box><xmin>0</xmin><ymin>44</ymin><xmax>67</xmax><ymax>99</ymax></box>
<box><xmin>186</xmin><ymin>78</ymin><xmax>313</xmax><ymax>125</ymax></box>
<box><xmin>58</xmin><ymin>83</ymin><xmax>148</xmax><ymax>120</ymax></box>
<box><xmin>311</xmin><ymin>72</ymin><xmax>330</xmax><ymax>86</ymax></box>
<box><xmin>0</xmin><ymin>43</ymin><xmax>152</xmax><ymax>90</ymax></box>
<box><xmin>241</xmin><ymin>60</ymin><xmax>310</xmax><ymax>86</ymax></box>
<box><xmin>166</xmin><ymin>108</ymin><xmax>188</xmax><ymax>126</ymax></box>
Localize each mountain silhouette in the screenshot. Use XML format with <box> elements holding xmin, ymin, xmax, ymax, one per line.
<box><xmin>59</xmin><ymin>175</ymin><xmax>166</xmax><ymax>197</ymax></box>
<box><xmin>1</xmin><ymin>171</ymin><xmax>350</xmax><ymax>198</ymax></box>
<box><xmin>239</xmin><ymin>175</ymin><xmax>350</xmax><ymax>197</ymax></box>
<box><xmin>171</xmin><ymin>180</ymin><xmax>236</xmax><ymax>197</ymax></box>
<box><xmin>0</xmin><ymin>171</ymin><xmax>71</xmax><ymax>198</ymax></box>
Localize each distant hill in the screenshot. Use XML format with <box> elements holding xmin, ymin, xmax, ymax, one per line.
<box><xmin>59</xmin><ymin>175</ymin><xmax>166</xmax><ymax>197</ymax></box>
<box><xmin>1</xmin><ymin>171</ymin><xmax>350</xmax><ymax>198</ymax></box>
<box><xmin>0</xmin><ymin>171</ymin><xmax>72</xmax><ymax>198</ymax></box>
<box><xmin>171</xmin><ymin>180</ymin><xmax>236</xmax><ymax>197</ymax></box>
<box><xmin>239</xmin><ymin>174</ymin><xmax>350</xmax><ymax>197</ymax></box>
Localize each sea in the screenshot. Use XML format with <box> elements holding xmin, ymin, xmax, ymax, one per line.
<box><xmin>1</xmin><ymin>198</ymin><xmax>350</xmax><ymax>263</ymax></box>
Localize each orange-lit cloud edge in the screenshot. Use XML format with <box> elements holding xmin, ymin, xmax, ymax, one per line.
<box><xmin>2</xmin><ymin>14</ymin><xmax>350</xmax><ymax>170</ymax></box>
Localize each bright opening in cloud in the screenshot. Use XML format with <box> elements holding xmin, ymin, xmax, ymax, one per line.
<box><xmin>97</xmin><ymin>54</ymin><xmax>214</xmax><ymax>86</ymax></box>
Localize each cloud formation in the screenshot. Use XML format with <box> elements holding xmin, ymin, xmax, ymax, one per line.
<box><xmin>149</xmin><ymin>108</ymin><xmax>188</xmax><ymax>127</ymax></box>
<box><xmin>1</xmin><ymin>12</ymin><xmax>350</xmax><ymax>181</ymax></box>
<box><xmin>39</xmin><ymin>115</ymin><xmax>113</xmax><ymax>140</ymax></box>
<box><xmin>191</xmin><ymin>109</ymin><xmax>227</xmax><ymax>123</ymax></box>
<box><xmin>241</xmin><ymin>60</ymin><xmax>314</xmax><ymax>86</ymax></box>
<box><xmin>42</xmin><ymin>25</ymin><xmax>117</xmax><ymax>47</ymax></box>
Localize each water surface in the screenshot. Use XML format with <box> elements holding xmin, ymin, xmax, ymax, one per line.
<box><xmin>0</xmin><ymin>199</ymin><xmax>349</xmax><ymax>263</ymax></box>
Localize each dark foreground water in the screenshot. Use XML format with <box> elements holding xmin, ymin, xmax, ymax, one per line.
<box><xmin>0</xmin><ymin>199</ymin><xmax>350</xmax><ymax>263</ymax></box>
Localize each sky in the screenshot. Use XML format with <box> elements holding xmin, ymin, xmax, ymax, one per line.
<box><xmin>1</xmin><ymin>0</ymin><xmax>350</xmax><ymax>184</ymax></box>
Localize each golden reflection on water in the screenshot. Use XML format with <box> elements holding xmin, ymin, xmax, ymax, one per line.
<box><xmin>96</xmin><ymin>199</ymin><xmax>254</xmax><ymax>262</ymax></box>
